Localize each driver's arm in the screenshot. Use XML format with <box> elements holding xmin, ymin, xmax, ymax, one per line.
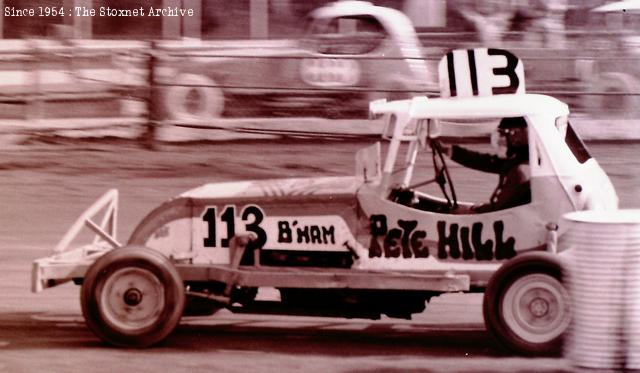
<box><xmin>447</xmin><ymin>145</ymin><xmax>506</xmax><ymax>174</ymax></box>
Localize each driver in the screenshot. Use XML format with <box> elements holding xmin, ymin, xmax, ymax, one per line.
<box><xmin>443</xmin><ymin>117</ymin><xmax>531</xmax><ymax>212</ymax></box>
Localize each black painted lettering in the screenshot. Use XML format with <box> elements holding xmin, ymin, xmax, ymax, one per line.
<box><xmin>467</xmin><ymin>49</ymin><xmax>479</xmax><ymax>96</ymax></box>
<box><xmin>488</xmin><ymin>48</ymin><xmax>520</xmax><ymax>95</ymax></box>
<box><xmin>369</xmin><ymin>215</ymin><xmax>387</xmax><ymax>258</ymax></box>
<box><xmin>203</xmin><ymin>207</ymin><xmax>216</xmax><ymax>247</ymax></box>
<box><xmin>297</xmin><ymin>226</ymin><xmax>310</xmax><ymax>244</ymax></box>
<box><xmin>310</xmin><ymin>225</ymin><xmax>322</xmax><ymax>244</ymax></box>
<box><xmin>494</xmin><ymin>220</ymin><xmax>516</xmax><ymax>259</ymax></box>
<box><xmin>459</xmin><ymin>227</ymin><xmax>475</xmax><ymax>260</ymax></box>
<box><xmin>446</xmin><ymin>52</ymin><xmax>457</xmax><ymax>97</ymax></box>
<box><xmin>242</xmin><ymin>205</ymin><xmax>267</xmax><ymax>248</ymax></box>
<box><xmin>472</xmin><ymin>222</ymin><xmax>494</xmax><ymax>261</ymax></box>
<box><xmin>370</xmin><ymin>215</ymin><xmax>388</xmax><ymax>236</ymax></box>
<box><xmin>369</xmin><ymin>237</ymin><xmax>383</xmax><ymax>258</ymax></box>
<box><xmin>397</xmin><ymin>220</ymin><xmax>418</xmax><ymax>258</ymax></box>
<box><xmin>204</xmin><ymin>205</ymin><xmax>267</xmax><ymax>249</ymax></box>
<box><xmin>322</xmin><ymin>226</ymin><xmax>335</xmax><ymax>245</ymax></box>
<box><xmin>220</xmin><ymin>206</ymin><xmax>235</xmax><ymax>247</ymax></box>
<box><xmin>278</xmin><ymin>221</ymin><xmax>292</xmax><ymax>243</ymax></box>
<box><xmin>384</xmin><ymin>228</ymin><xmax>402</xmax><ymax>258</ymax></box>
<box><xmin>410</xmin><ymin>230</ymin><xmax>429</xmax><ymax>258</ymax></box>
<box><xmin>438</xmin><ymin>221</ymin><xmax>461</xmax><ymax>259</ymax></box>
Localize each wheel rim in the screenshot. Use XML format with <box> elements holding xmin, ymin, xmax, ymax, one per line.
<box><xmin>100</xmin><ymin>267</ymin><xmax>166</xmax><ymax>332</ymax></box>
<box><xmin>501</xmin><ymin>273</ymin><xmax>570</xmax><ymax>344</ymax></box>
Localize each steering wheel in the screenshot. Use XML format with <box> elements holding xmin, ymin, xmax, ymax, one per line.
<box><xmin>407</xmin><ymin>140</ymin><xmax>458</xmax><ymax>209</ymax></box>
<box><xmin>432</xmin><ymin>140</ymin><xmax>458</xmax><ymax>209</ymax></box>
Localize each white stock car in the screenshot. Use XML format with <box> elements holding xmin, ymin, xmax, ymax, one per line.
<box><xmin>158</xmin><ymin>0</ymin><xmax>437</xmax><ymax>120</ymax></box>
<box><xmin>33</xmin><ymin>49</ymin><xmax>618</xmax><ymax>355</ymax></box>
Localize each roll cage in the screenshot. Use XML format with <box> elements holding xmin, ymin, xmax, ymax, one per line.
<box><xmin>368</xmin><ymin>94</ymin><xmax>574</xmax><ymax>213</ymax></box>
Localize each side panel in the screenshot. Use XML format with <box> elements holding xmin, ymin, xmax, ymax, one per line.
<box><xmin>128</xmin><ymin>195</ymin><xmax>359</xmax><ymax>265</ymax></box>
<box><xmin>128</xmin><ymin>198</ymin><xmax>194</xmax><ymax>261</ymax></box>
<box><xmin>354</xmin><ymin>184</ymin><xmax>551</xmax><ymax>272</ymax></box>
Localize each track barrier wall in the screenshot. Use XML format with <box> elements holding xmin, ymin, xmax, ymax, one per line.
<box><xmin>0</xmin><ymin>40</ymin><xmax>639</xmax><ymax>144</ymax></box>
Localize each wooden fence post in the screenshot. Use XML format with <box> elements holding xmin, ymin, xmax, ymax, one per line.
<box><xmin>27</xmin><ymin>40</ymin><xmax>44</xmax><ymax>122</ymax></box>
<box><xmin>143</xmin><ymin>42</ymin><xmax>159</xmax><ymax>150</ymax></box>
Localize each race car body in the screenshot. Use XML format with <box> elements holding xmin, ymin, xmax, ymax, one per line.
<box><xmin>32</xmin><ymin>48</ymin><xmax>618</xmax><ymax>355</ymax></box>
<box><xmin>128</xmin><ymin>175</ymin><xmax>361</xmax><ymax>268</ymax></box>
<box><xmin>127</xmin><ymin>92</ymin><xmax>617</xmax><ymax>282</ymax></box>
<box><xmin>357</xmin><ymin>94</ymin><xmax>617</xmax><ymax>270</ymax></box>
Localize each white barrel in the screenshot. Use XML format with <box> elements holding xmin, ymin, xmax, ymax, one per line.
<box><xmin>629</xmin><ymin>254</ymin><xmax>640</xmax><ymax>370</ymax></box>
<box><xmin>562</xmin><ymin>210</ymin><xmax>640</xmax><ymax>371</ymax></box>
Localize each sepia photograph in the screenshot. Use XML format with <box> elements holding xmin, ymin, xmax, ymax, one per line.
<box><xmin>1</xmin><ymin>0</ymin><xmax>640</xmax><ymax>371</ymax></box>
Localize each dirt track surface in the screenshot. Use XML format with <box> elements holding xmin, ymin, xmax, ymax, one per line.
<box><xmin>1</xmin><ymin>137</ymin><xmax>638</xmax><ymax>372</ymax></box>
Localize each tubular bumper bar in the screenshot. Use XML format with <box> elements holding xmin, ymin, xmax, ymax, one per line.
<box><xmin>32</xmin><ymin>189</ymin><xmax>121</xmax><ymax>292</ymax></box>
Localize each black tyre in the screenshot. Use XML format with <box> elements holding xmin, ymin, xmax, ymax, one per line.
<box><xmin>81</xmin><ymin>246</ymin><xmax>185</xmax><ymax>347</ymax></box>
<box><xmin>483</xmin><ymin>252</ymin><xmax>571</xmax><ymax>356</ymax></box>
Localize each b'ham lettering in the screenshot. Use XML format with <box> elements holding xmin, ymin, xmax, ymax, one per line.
<box><xmin>277</xmin><ymin>220</ymin><xmax>336</xmax><ymax>245</ymax></box>
<box><xmin>369</xmin><ymin>216</ymin><xmax>516</xmax><ymax>260</ymax></box>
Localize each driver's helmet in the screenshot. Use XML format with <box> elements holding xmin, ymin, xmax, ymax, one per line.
<box><xmin>492</xmin><ymin>117</ymin><xmax>528</xmax><ymax>156</ymax></box>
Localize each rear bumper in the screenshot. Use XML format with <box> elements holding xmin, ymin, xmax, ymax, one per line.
<box><xmin>32</xmin><ymin>243</ymin><xmax>110</xmax><ymax>293</ymax></box>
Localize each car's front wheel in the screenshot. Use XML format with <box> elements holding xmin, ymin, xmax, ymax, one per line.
<box><xmin>483</xmin><ymin>252</ymin><xmax>571</xmax><ymax>356</ymax></box>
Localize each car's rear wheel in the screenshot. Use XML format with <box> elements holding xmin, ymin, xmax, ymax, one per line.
<box><xmin>483</xmin><ymin>252</ymin><xmax>570</xmax><ymax>356</ymax></box>
<box><xmin>81</xmin><ymin>246</ymin><xmax>185</xmax><ymax>347</ymax></box>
